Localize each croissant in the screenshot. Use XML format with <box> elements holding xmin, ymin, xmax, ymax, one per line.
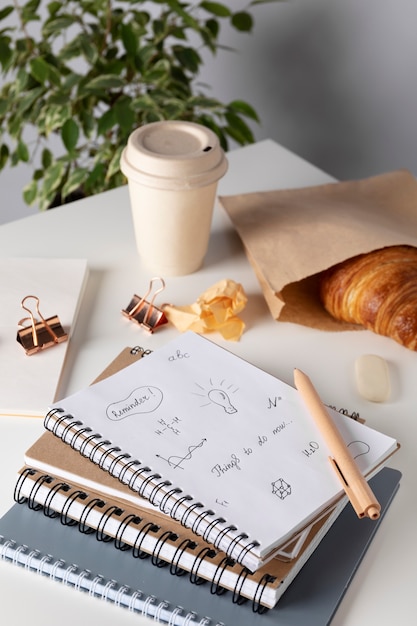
<box><xmin>319</xmin><ymin>245</ymin><xmax>417</xmax><ymax>350</ymax></box>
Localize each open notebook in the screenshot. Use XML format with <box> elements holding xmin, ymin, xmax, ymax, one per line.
<box><xmin>0</xmin><ymin>468</ymin><xmax>401</xmax><ymax>626</ymax></box>
<box><xmin>44</xmin><ymin>332</ymin><xmax>398</xmax><ymax>572</ymax></box>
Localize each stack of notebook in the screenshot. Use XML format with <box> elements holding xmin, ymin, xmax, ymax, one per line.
<box><xmin>0</xmin><ymin>332</ymin><xmax>400</xmax><ymax>625</ymax></box>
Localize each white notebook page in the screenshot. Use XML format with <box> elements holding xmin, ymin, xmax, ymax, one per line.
<box><xmin>48</xmin><ymin>332</ymin><xmax>397</xmax><ymax>568</ymax></box>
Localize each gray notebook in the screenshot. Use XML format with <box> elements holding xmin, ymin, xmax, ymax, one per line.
<box><xmin>0</xmin><ymin>468</ymin><xmax>401</xmax><ymax>625</ymax></box>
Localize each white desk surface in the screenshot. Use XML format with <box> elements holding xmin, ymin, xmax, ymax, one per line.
<box><xmin>0</xmin><ymin>140</ymin><xmax>414</xmax><ymax>625</ymax></box>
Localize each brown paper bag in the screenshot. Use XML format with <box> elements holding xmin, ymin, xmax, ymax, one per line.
<box><xmin>219</xmin><ymin>169</ymin><xmax>417</xmax><ymax>330</ymax></box>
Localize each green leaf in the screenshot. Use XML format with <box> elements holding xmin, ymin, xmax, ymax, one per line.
<box><xmin>225</xmin><ymin>111</ymin><xmax>255</xmax><ymax>144</ymax></box>
<box><xmin>47</xmin><ymin>63</ymin><xmax>62</xmax><ymax>88</ymax></box>
<box><xmin>8</xmin><ymin>115</ymin><xmax>22</xmax><ymax>140</ymax></box>
<box><xmin>0</xmin><ymin>36</ymin><xmax>12</xmax><ymax>71</ymax></box>
<box><xmin>0</xmin><ymin>143</ymin><xmax>9</xmax><ymax>169</ymax></box>
<box><xmin>231</xmin><ymin>11</ymin><xmax>253</xmax><ymax>32</ymax></box>
<box><xmin>82</xmin><ymin>74</ymin><xmax>125</xmax><ymax>93</ymax></box>
<box><xmin>114</xmin><ymin>99</ymin><xmax>135</xmax><ymax>132</ymax></box>
<box><xmin>143</xmin><ymin>58</ymin><xmax>171</xmax><ymax>83</ymax></box>
<box><xmin>43</xmin><ymin>103</ymin><xmax>71</xmax><ymax>135</ymax></box>
<box><xmin>16</xmin><ymin>87</ymin><xmax>43</xmax><ymax>116</ymax></box>
<box><xmin>41</xmin><ymin>148</ymin><xmax>53</xmax><ymax>169</ymax></box>
<box><xmin>228</xmin><ymin>99</ymin><xmax>259</xmax><ymax>122</ymax></box>
<box><xmin>0</xmin><ymin>7</ymin><xmax>14</xmax><ymax>22</ymax></box>
<box><xmin>23</xmin><ymin>179</ymin><xmax>38</xmax><ymax>205</ymax></box>
<box><xmin>42</xmin><ymin>16</ymin><xmax>75</xmax><ymax>37</ymax></box>
<box><xmin>85</xmin><ymin>162</ymin><xmax>106</xmax><ymax>188</ymax></box>
<box><xmin>97</xmin><ymin>108</ymin><xmax>117</xmax><ymax>136</ymax></box>
<box><xmin>200</xmin><ymin>2</ymin><xmax>231</xmax><ymax>17</ymax></box>
<box><xmin>79</xmin><ymin>33</ymin><xmax>98</xmax><ymax>64</ymax></box>
<box><xmin>62</xmin><ymin>167</ymin><xmax>89</xmax><ymax>199</ymax></box>
<box><xmin>106</xmin><ymin>145</ymin><xmax>123</xmax><ymax>181</ymax></box>
<box><xmin>79</xmin><ymin>109</ymin><xmax>95</xmax><ymax>139</ymax></box>
<box><xmin>0</xmin><ymin>97</ymin><xmax>8</xmax><ymax>116</ymax></box>
<box><xmin>173</xmin><ymin>47</ymin><xmax>201</xmax><ymax>73</ymax></box>
<box><xmin>47</xmin><ymin>2</ymin><xmax>61</xmax><ymax>17</ymax></box>
<box><xmin>205</xmin><ymin>18</ymin><xmax>219</xmax><ymax>39</ymax></box>
<box><xmin>131</xmin><ymin>94</ymin><xmax>159</xmax><ymax>113</ymax></box>
<box><xmin>131</xmin><ymin>10</ymin><xmax>150</xmax><ymax>29</ymax></box>
<box><xmin>189</xmin><ymin>95</ymin><xmax>223</xmax><ymax>109</ymax></box>
<box><xmin>42</xmin><ymin>160</ymin><xmax>65</xmax><ymax>196</ymax></box>
<box><xmin>30</xmin><ymin>57</ymin><xmax>50</xmax><ymax>84</ymax></box>
<box><xmin>15</xmin><ymin>69</ymin><xmax>29</xmax><ymax>94</ymax></box>
<box><xmin>16</xmin><ymin>139</ymin><xmax>29</xmax><ymax>162</ymax></box>
<box><xmin>165</xmin><ymin>0</ymin><xmax>200</xmax><ymax>29</ymax></box>
<box><xmin>121</xmin><ymin>23</ymin><xmax>138</xmax><ymax>57</ymax></box>
<box><xmin>61</xmin><ymin>118</ymin><xmax>79</xmax><ymax>152</ymax></box>
<box><xmin>21</xmin><ymin>0</ymin><xmax>41</xmax><ymax>24</ymax></box>
<box><xmin>62</xmin><ymin>71</ymin><xmax>82</xmax><ymax>91</ymax></box>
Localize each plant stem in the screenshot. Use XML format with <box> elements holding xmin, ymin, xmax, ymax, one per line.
<box><xmin>13</xmin><ymin>0</ymin><xmax>34</xmax><ymax>54</ymax></box>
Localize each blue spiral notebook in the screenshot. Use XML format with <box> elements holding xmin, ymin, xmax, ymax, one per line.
<box><xmin>0</xmin><ymin>467</ymin><xmax>400</xmax><ymax>625</ymax></box>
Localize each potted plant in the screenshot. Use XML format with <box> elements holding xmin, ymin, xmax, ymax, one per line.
<box><xmin>0</xmin><ymin>0</ymin><xmax>280</xmax><ymax>211</ymax></box>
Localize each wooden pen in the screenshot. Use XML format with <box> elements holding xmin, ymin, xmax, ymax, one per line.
<box><xmin>294</xmin><ymin>368</ymin><xmax>381</xmax><ymax>520</ymax></box>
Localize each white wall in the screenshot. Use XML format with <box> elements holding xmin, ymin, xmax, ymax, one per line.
<box><xmin>2</xmin><ymin>0</ymin><xmax>417</xmax><ymax>223</ymax></box>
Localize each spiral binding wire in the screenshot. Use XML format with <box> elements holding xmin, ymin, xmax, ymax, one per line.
<box><xmin>44</xmin><ymin>481</ymin><xmax>71</xmax><ymax>518</ymax></box>
<box><xmin>14</xmin><ymin>467</ymin><xmax>36</xmax><ymax>504</ymax></box>
<box><xmin>78</xmin><ymin>497</ymin><xmax>105</xmax><ymax>533</ymax></box>
<box><xmin>152</xmin><ymin>530</ymin><xmax>178</xmax><ymax>567</ymax></box>
<box><xmin>232</xmin><ymin>566</ymin><xmax>251</xmax><ymax>606</ymax></box>
<box><xmin>14</xmin><ymin>468</ymin><xmax>275</xmax><ymax>611</ymax></box>
<box><xmin>252</xmin><ymin>573</ymin><xmax>276</xmax><ymax>614</ymax></box>
<box><xmin>114</xmin><ymin>513</ymin><xmax>142</xmax><ymax>550</ymax></box>
<box><xmin>28</xmin><ymin>473</ymin><xmax>54</xmax><ymax>511</ymax></box>
<box><xmin>61</xmin><ymin>489</ymin><xmax>89</xmax><ymax>526</ymax></box>
<box><xmin>210</xmin><ymin>556</ymin><xmax>235</xmax><ymax>596</ymax></box>
<box><xmin>44</xmin><ymin>406</ymin><xmax>262</xmax><ymax>569</ymax></box>
<box><xmin>170</xmin><ymin>538</ymin><xmax>197</xmax><ymax>577</ymax></box>
<box><xmin>189</xmin><ymin>547</ymin><xmax>216</xmax><ymax>585</ymax></box>
<box><xmin>132</xmin><ymin>521</ymin><xmax>160</xmax><ymax>559</ymax></box>
<box><xmin>1</xmin><ymin>531</ymin><xmax>225</xmax><ymax>623</ymax></box>
<box><xmin>96</xmin><ymin>505</ymin><xmax>124</xmax><ymax>542</ymax></box>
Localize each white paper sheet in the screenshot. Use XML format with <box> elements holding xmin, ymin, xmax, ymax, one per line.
<box><xmin>0</xmin><ymin>258</ymin><xmax>88</xmax><ymax>417</ymax></box>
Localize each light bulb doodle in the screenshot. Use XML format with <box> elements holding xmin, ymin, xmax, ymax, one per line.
<box><xmin>194</xmin><ymin>377</ymin><xmax>239</xmax><ymax>414</ymax></box>
<box><xmin>207</xmin><ymin>388</ymin><xmax>237</xmax><ymax>414</ymax></box>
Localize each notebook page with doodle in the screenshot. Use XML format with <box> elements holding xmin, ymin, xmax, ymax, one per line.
<box><xmin>45</xmin><ymin>332</ymin><xmax>398</xmax><ymax>572</ymax></box>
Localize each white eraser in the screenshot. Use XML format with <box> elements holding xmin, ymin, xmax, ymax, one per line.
<box><xmin>355</xmin><ymin>354</ymin><xmax>390</xmax><ymax>402</ymax></box>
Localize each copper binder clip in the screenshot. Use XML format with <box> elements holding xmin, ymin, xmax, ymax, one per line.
<box><xmin>122</xmin><ymin>277</ymin><xmax>168</xmax><ymax>333</ymax></box>
<box><xmin>17</xmin><ymin>295</ymin><xmax>68</xmax><ymax>355</ymax></box>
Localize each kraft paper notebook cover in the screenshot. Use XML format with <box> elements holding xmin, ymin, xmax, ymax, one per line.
<box><xmin>0</xmin><ymin>468</ymin><xmax>401</xmax><ymax>626</ymax></box>
<box><xmin>43</xmin><ymin>332</ymin><xmax>398</xmax><ymax>572</ymax></box>
<box><xmin>20</xmin><ymin>346</ymin><xmax>346</xmax><ymax>609</ymax></box>
<box><xmin>0</xmin><ymin>257</ymin><xmax>88</xmax><ymax>417</ymax></box>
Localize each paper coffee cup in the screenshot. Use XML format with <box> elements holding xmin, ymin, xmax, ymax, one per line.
<box><xmin>120</xmin><ymin>121</ymin><xmax>228</xmax><ymax>276</ymax></box>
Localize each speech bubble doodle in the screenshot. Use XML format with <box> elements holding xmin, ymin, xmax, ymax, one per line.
<box><xmin>347</xmin><ymin>440</ymin><xmax>370</xmax><ymax>460</ymax></box>
<box><xmin>106</xmin><ymin>386</ymin><xmax>163</xmax><ymax>421</ymax></box>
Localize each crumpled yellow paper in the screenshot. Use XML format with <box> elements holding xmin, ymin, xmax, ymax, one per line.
<box><xmin>163</xmin><ymin>279</ymin><xmax>247</xmax><ymax>341</ymax></box>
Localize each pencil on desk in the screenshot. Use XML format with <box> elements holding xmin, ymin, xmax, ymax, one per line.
<box><xmin>293</xmin><ymin>368</ymin><xmax>381</xmax><ymax>520</ymax></box>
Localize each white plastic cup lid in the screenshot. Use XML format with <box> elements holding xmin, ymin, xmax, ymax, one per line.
<box><xmin>120</xmin><ymin>120</ymin><xmax>228</xmax><ymax>190</ymax></box>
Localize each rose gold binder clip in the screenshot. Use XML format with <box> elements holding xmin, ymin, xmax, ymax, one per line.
<box><xmin>17</xmin><ymin>295</ymin><xmax>68</xmax><ymax>355</ymax></box>
<box><xmin>122</xmin><ymin>277</ymin><xmax>168</xmax><ymax>333</ymax></box>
